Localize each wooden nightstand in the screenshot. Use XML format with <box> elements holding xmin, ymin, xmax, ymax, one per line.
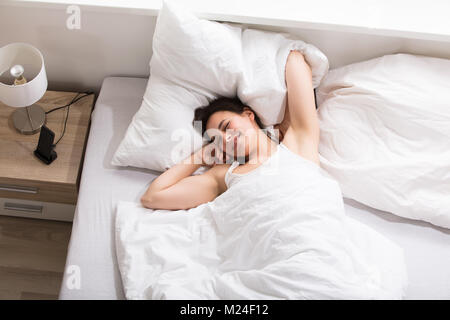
<box><xmin>0</xmin><ymin>91</ymin><xmax>94</xmax><ymax>221</ymax></box>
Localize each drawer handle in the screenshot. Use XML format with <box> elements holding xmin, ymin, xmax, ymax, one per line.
<box><xmin>4</xmin><ymin>202</ymin><xmax>43</xmax><ymax>214</ymax></box>
<box><xmin>0</xmin><ymin>184</ymin><xmax>38</xmax><ymax>194</ymax></box>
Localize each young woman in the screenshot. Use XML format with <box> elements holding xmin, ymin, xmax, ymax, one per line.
<box><xmin>141</xmin><ymin>50</ymin><xmax>319</xmax><ymax>210</ymax></box>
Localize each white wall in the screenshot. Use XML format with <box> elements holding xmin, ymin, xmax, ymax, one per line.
<box><xmin>1</xmin><ymin>2</ymin><xmax>450</xmax><ymax>94</ymax></box>
<box><xmin>0</xmin><ymin>4</ymin><xmax>156</xmax><ymax>93</ymax></box>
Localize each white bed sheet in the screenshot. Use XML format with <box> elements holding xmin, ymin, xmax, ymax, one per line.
<box><xmin>59</xmin><ymin>77</ymin><xmax>450</xmax><ymax>300</ymax></box>
<box><xmin>59</xmin><ymin>77</ymin><xmax>159</xmax><ymax>299</ymax></box>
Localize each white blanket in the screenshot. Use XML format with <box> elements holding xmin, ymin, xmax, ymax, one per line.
<box><xmin>116</xmin><ymin>144</ymin><xmax>407</xmax><ymax>299</ymax></box>
<box><xmin>317</xmin><ymin>53</ymin><xmax>450</xmax><ymax>228</ymax></box>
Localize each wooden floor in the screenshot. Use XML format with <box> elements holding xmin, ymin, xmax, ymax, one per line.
<box><xmin>0</xmin><ymin>215</ymin><xmax>72</xmax><ymax>300</ymax></box>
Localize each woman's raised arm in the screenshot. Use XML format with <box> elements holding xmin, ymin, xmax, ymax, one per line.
<box><xmin>281</xmin><ymin>50</ymin><xmax>320</xmax><ymax>165</ymax></box>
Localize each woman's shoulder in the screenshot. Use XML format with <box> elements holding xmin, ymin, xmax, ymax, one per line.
<box><xmin>203</xmin><ymin>163</ymin><xmax>233</xmax><ymax>193</ymax></box>
<box><xmin>208</xmin><ymin>162</ymin><xmax>237</xmax><ymax>178</ymax></box>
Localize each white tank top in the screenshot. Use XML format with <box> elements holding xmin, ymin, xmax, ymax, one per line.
<box><xmin>224</xmin><ymin>142</ymin><xmax>309</xmax><ymax>189</ymax></box>
<box><xmin>224</xmin><ymin>160</ymin><xmax>243</xmax><ymax>188</ymax></box>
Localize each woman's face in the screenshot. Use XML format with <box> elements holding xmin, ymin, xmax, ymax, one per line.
<box><xmin>205</xmin><ymin>109</ymin><xmax>258</xmax><ymax>161</ymax></box>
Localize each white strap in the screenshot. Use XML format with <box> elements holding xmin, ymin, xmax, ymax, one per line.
<box><xmin>225</xmin><ymin>161</ymin><xmax>240</xmax><ymax>187</ymax></box>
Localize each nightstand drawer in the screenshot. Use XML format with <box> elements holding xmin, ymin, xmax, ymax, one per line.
<box><xmin>0</xmin><ymin>197</ymin><xmax>75</xmax><ymax>221</ymax></box>
<box><xmin>0</xmin><ymin>179</ymin><xmax>78</xmax><ymax>205</ymax></box>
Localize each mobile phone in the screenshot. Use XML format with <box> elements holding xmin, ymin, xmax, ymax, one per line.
<box><xmin>34</xmin><ymin>125</ymin><xmax>57</xmax><ymax>164</ymax></box>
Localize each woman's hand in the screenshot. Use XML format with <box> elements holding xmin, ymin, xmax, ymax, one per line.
<box><xmin>192</xmin><ymin>142</ymin><xmax>228</xmax><ymax>167</ymax></box>
<box><xmin>200</xmin><ymin>143</ymin><xmax>217</xmax><ymax>167</ymax></box>
<box><xmin>142</xmin><ymin>142</ymin><xmax>224</xmax><ymax>210</ymax></box>
<box><xmin>286</xmin><ymin>50</ymin><xmax>307</xmax><ymax>69</ymax></box>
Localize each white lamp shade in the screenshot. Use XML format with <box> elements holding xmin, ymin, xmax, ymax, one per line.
<box><xmin>0</xmin><ymin>43</ymin><xmax>48</xmax><ymax>108</ymax></box>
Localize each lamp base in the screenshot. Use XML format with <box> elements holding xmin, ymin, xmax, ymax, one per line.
<box><xmin>12</xmin><ymin>104</ymin><xmax>46</xmax><ymax>135</ymax></box>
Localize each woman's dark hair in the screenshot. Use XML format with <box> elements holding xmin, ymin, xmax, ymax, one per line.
<box><xmin>192</xmin><ymin>97</ymin><xmax>265</xmax><ymax>140</ymax></box>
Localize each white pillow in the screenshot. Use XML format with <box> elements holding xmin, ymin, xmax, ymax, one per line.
<box><xmin>239</xmin><ymin>28</ymin><xmax>328</xmax><ymax>125</ymax></box>
<box><xmin>317</xmin><ymin>53</ymin><xmax>450</xmax><ymax>229</ymax></box>
<box><xmin>112</xmin><ymin>1</ymin><xmax>329</xmax><ymax>171</ymax></box>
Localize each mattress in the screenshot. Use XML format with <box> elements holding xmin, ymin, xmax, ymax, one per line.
<box><xmin>59</xmin><ymin>77</ymin><xmax>450</xmax><ymax>300</ymax></box>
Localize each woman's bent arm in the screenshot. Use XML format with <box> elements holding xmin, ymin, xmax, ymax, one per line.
<box><xmin>141</xmin><ymin>147</ymin><xmax>222</xmax><ymax>210</ymax></box>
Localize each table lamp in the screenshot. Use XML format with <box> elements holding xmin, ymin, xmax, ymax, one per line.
<box><xmin>0</xmin><ymin>43</ymin><xmax>48</xmax><ymax>135</ymax></box>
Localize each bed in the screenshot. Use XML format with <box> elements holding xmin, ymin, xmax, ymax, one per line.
<box><xmin>59</xmin><ymin>76</ymin><xmax>450</xmax><ymax>300</ymax></box>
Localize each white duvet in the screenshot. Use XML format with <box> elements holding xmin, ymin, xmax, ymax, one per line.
<box><xmin>116</xmin><ymin>144</ymin><xmax>407</xmax><ymax>299</ymax></box>
<box><xmin>317</xmin><ymin>53</ymin><xmax>450</xmax><ymax>228</ymax></box>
